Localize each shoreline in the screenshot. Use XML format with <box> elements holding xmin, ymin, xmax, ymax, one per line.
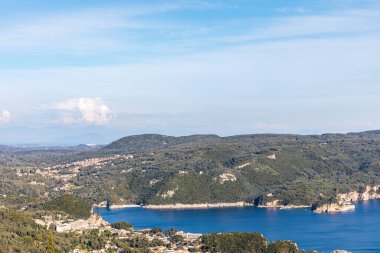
<box><xmin>94</xmin><ymin>192</ymin><xmax>380</xmax><ymax>212</ymax></box>
<box><xmin>313</xmin><ymin>185</ymin><xmax>380</xmax><ymax>214</ymax></box>
<box><xmin>257</xmin><ymin>199</ymin><xmax>311</xmax><ymax>210</ymax></box>
<box><xmin>93</xmin><ymin>202</ymin><xmax>141</xmax><ymax>210</ymax></box>
<box><xmin>94</xmin><ymin>201</ymin><xmax>313</xmax><ymax>211</ymax></box>
<box><xmin>142</xmin><ymin>202</ymin><xmax>253</xmax><ymax>209</ymax></box>
<box><xmin>258</xmin><ymin>204</ymin><xmax>311</xmax><ymax>210</ymax></box>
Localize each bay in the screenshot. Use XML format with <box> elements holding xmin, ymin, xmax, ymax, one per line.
<box><xmin>95</xmin><ymin>200</ymin><xmax>380</xmax><ymax>252</ymax></box>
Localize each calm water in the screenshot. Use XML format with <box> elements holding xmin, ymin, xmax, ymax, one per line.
<box><xmin>95</xmin><ymin>200</ymin><xmax>380</xmax><ymax>253</ymax></box>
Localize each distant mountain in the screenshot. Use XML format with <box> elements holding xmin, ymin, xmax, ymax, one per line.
<box><xmin>103</xmin><ymin>134</ymin><xmax>220</xmax><ymax>152</ymax></box>
<box><xmin>76</xmin><ymin>144</ymin><xmax>104</xmax><ymax>150</ymax></box>
<box><xmin>102</xmin><ymin>130</ymin><xmax>380</xmax><ymax>153</ymax></box>
<box><xmin>0</xmin><ymin>144</ymin><xmax>103</xmax><ymax>165</ymax></box>
<box><xmin>347</xmin><ymin>130</ymin><xmax>380</xmax><ymax>137</ymax></box>
<box><xmin>0</xmin><ymin>144</ymin><xmax>14</xmax><ymax>150</ymax></box>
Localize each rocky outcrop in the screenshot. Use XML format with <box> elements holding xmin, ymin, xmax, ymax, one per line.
<box><xmin>160</xmin><ymin>187</ymin><xmax>179</xmax><ymax>198</ymax></box>
<box><xmin>338</xmin><ymin>185</ymin><xmax>380</xmax><ymax>202</ymax></box>
<box><xmin>332</xmin><ymin>250</ymin><xmax>352</xmax><ymax>253</ymax></box>
<box><xmin>219</xmin><ymin>173</ymin><xmax>237</xmax><ymax>183</ymax></box>
<box><xmin>314</xmin><ymin>185</ymin><xmax>380</xmax><ymax>214</ymax></box>
<box><xmin>86</xmin><ymin>213</ymin><xmax>108</xmax><ymax>226</ymax></box>
<box><xmin>143</xmin><ymin>202</ymin><xmax>253</xmax><ymax>209</ymax></box>
<box><xmin>259</xmin><ymin>199</ymin><xmax>280</xmax><ymax>208</ymax></box>
<box><xmin>313</xmin><ymin>203</ymin><xmax>355</xmax><ymax>214</ymax></box>
<box><xmin>258</xmin><ymin>199</ymin><xmax>310</xmax><ymax>209</ymax></box>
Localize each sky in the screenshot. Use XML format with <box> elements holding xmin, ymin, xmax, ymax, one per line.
<box><xmin>0</xmin><ymin>0</ymin><xmax>380</xmax><ymax>145</ymax></box>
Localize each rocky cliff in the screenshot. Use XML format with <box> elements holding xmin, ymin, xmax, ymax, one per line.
<box><xmin>86</xmin><ymin>213</ymin><xmax>108</xmax><ymax>226</ymax></box>
<box><xmin>258</xmin><ymin>199</ymin><xmax>310</xmax><ymax>209</ymax></box>
<box><xmin>338</xmin><ymin>185</ymin><xmax>380</xmax><ymax>202</ymax></box>
<box><xmin>313</xmin><ymin>202</ymin><xmax>355</xmax><ymax>214</ymax></box>
<box><xmin>314</xmin><ymin>185</ymin><xmax>380</xmax><ymax>214</ymax></box>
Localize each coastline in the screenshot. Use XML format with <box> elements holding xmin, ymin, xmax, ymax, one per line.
<box><xmin>94</xmin><ymin>184</ymin><xmax>380</xmax><ymax>213</ymax></box>
<box><xmin>109</xmin><ymin>204</ymin><xmax>141</xmax><ymax>209</ymax></box>
<box><xmin>312</xmin><ymin>185</ymin><xmax>380</xmax><ymax>214</ymax></box>
<box><xmin>93</xmin><ymin>202</ymin><xmax>141</xmax><ymax>210</ymax></box>
<box><xmin>94</xmin><ymin>201</ymin><xmax>312</xmax><ymax>210</ymax></box>
<box><xmin>142</xmin><ymin>202</ymin><xmax>253</xmax><ymax>209</ymax></box>
<box><xmin>257</xmin><ymin>199</ymin><xmax>310</xmax><ymax>210</ymax></box>
<box><xmin>278</xmin><ymin>205</ymin><xmax>310</xmax><ymax>209</ymax></box>
<box><xmin>258</xmin><ymin>204</ymin><xmax>311</xmax><ymax>210</ymax></box>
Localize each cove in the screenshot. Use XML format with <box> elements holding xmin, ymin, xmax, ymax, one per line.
<box><xmin>95</xmin><ymin>200</ymin><xmax>380</xmax><ymax>253</ymax></box>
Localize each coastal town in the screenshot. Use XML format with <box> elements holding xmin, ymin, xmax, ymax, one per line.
<box><xmin>27</xmin><ymin>154</ymin><xmax>134</xmax><ymax>180</ymax></box>
<box><xmin>34</xmin><ymin>209</ymin><xmax>202</xmax><ymax>253</ymax></box>
<box><xmin>29</xmin><ymin>205</ymin><xmax>353</xmax><ymax>253</ymax></box>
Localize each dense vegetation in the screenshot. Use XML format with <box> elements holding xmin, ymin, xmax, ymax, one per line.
<box><xmin>2</xmin><ymin>131</ymin><xmax>380</xmax><ymax>209</ymax></box>
<box><xmin>71</xmin><ymin>131</ymin><xmax>380</xmax><ymax>206</ymax></box>
<box><xmin>0</xmin><ymin>208</ymin><xmax>96</xmax><ymax>253</ymax></box>
<box><xmin>111</xmin><ymin>221</ymin><xmax>134</xmax><ymax>230</ymax></box>
<box><xmin>201</xmin><ymin>233</ymin><xmax>313</xmax><ymax>253</ymax></box>
<box><xmin>43</xmin><ymin>194</ymin><xmax>91</xmax><ymax>219</ymax></box>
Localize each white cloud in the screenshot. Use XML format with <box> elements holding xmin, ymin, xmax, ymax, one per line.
<box><xmin>53</xmin><ymin>98</ymin><xmax>111</xmax><ymax>125</ymax></box>
<box><xmin>0</xmin><ymin>110</ymin><xmax>11</xmax><ymax>124</ymax></box>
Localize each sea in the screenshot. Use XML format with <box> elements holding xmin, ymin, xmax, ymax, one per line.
<box><xmin>95</xmin><ymin>200</ymin><xmax>380</xmax><ymax>252</ymax></box>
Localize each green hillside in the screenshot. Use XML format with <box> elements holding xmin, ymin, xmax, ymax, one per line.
<box><xmin>67</xmin><ymin>131</ymin><xmax>380</xmax><ymax>206</ymax></box>
<box><xmin>43</xmin><ymin>194</ymin><xmax>92</xmax><ymax>219</ymax></box>
<box><xmin>1</xmin><ymin>131</ymin><xmax>379</xmax><ymax>207</ymax></box>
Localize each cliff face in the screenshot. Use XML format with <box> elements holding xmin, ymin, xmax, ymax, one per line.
<box><xmin>314</xmin><ymin>185</ymin><xmax>380</xmax><ymax>214</ymax></box>
<box><xmin>338</xmin><ymin>185</ymin><xmax>380</xmax><ymax>202</ymax></box>
<box><xmin>86</xmin><ymin>213</ymin><xmax>108</xmax><ymax>226</ymax></box>
<box><xmin>313</xmin><ymin>203</ymin><xmax>355</xmax><ymax>214</ymax></box>
<box><xmin>258</xmin><ymin>199</ymin><xmax>280</xmax><ymax>208</ymax></box>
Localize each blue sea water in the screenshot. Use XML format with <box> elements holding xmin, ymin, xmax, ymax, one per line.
<box><xmin>95</xmin><ymin>200</ymin><xmax>380</xmax><ymax>253</ymax></box>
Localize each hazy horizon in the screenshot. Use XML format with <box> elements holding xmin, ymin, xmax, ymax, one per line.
<box><xmin>2</xmin><ymin>128</ymin><xmax>379</xmax><ymax>147</ymax></box>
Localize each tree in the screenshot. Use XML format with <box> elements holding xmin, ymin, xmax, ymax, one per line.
<box><xmin>111</xmin><ymin>221</ymin><xmax>133</xmax><ymax>230</ymax></box>
<box><xmin>47</xmin><ymin>230</ymin><xmax>55</xmax><ymax>253</ymax></box>
<box><xmin>151</xmin><ymin>227</ymin><xmax>163</xmax><ymax>234</ymax></box>
<box><xmin>103</xmin><ymin>230</ymin><xmax>112</xmax><ymax>238</ymax></box>
<box><xmin>171</xmin><ymin>234</ymin><xmax>184</xmax><ymax>244</ymax></box>
<box><xmin>165</xmin><ymin>228</ymin><xmax>178</xmax><ymax>237</ymax></box>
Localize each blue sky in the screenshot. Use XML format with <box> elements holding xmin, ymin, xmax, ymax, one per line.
<box><xmin>0</xmin><ymin>0</ymin><xmax>379</xmax><ymax>145</ymax></box>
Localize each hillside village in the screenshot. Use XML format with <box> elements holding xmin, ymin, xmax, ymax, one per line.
<box><xmin>34</xmin><ymin>211</ymin><xmax>202</xmax><ymax>253</ymax></box>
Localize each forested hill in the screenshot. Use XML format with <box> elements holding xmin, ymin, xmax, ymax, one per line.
<box><xmin>102</xmin><ymin>134</ymin><xmax>221</xmax><ymax>152</ymax></box>
<box><xmin>1</xmin><ymin>131</ymin><xmax>380</xmax><ymax>208</ymax></box>
<box><xmin>67</xmin><ymin>130</ymin><xmax>380</xmax><ymax>206</ymax></box>
<box><xmin>103</xmin><ymin>131</ymin><xmax>380</xmax><ymax>153</ymax></box>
